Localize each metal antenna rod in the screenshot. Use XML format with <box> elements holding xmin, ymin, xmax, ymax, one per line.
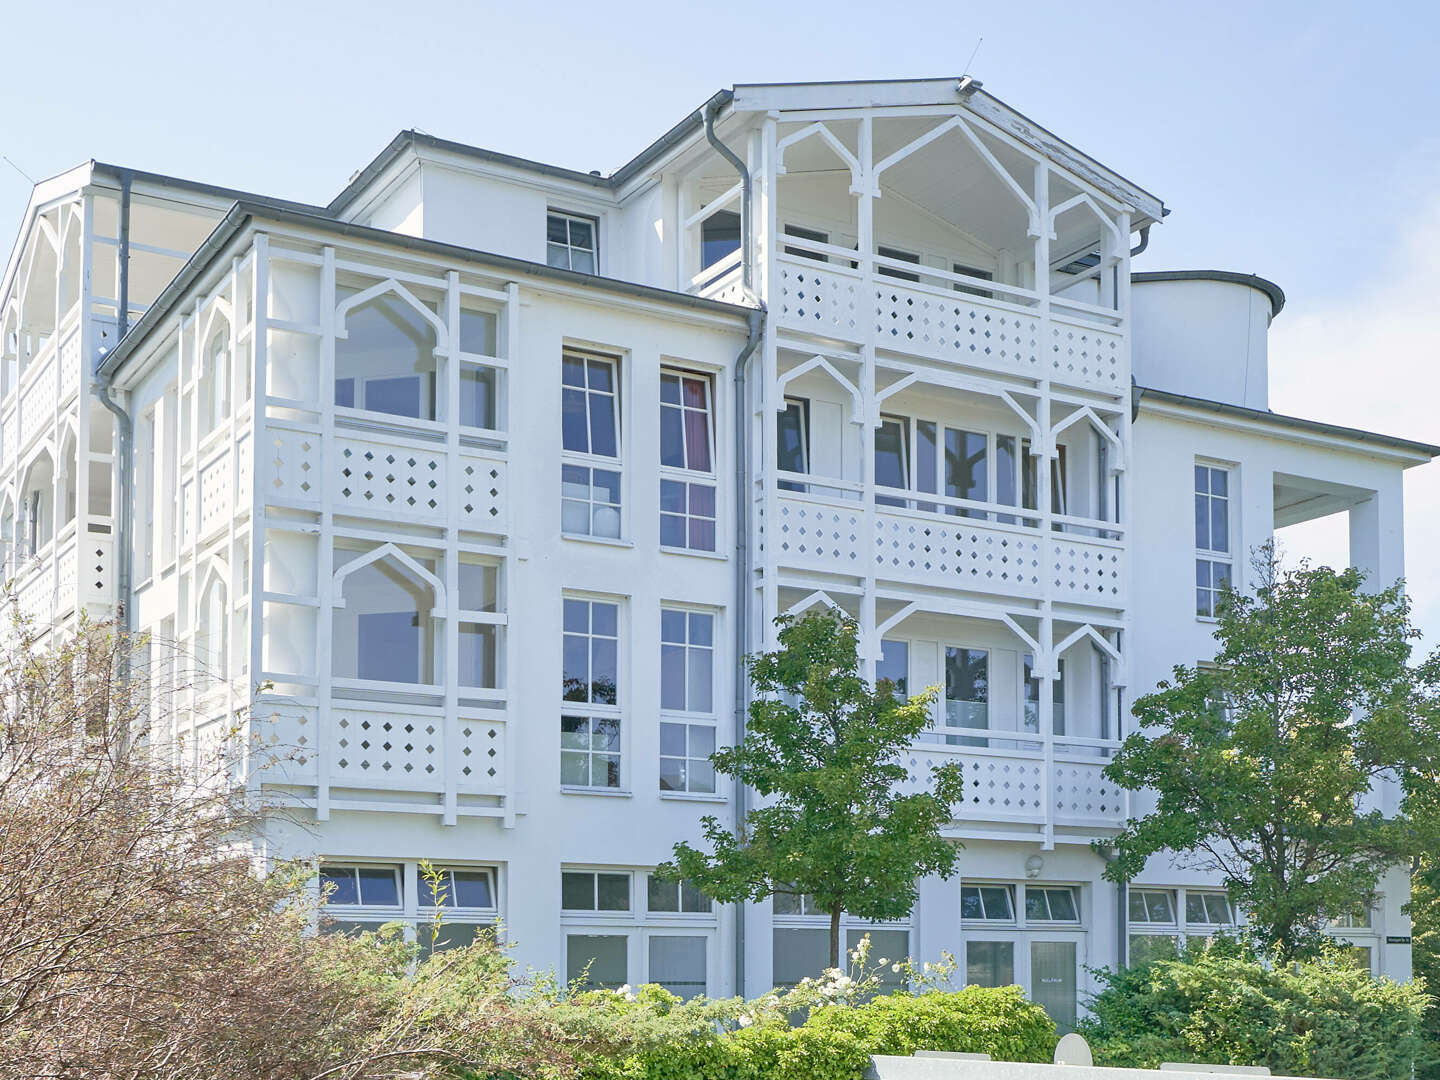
<box><xmin>962</xmin><ymin>36</ymin><xmax>984</xmax><ymax>77</ymax></box>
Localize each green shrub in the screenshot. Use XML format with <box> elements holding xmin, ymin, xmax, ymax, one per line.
<box><xmin>1079</xmin><ymin>939</ymin><xmax>1430</xmax><ymax>1080</ymax></box>
<box><xmin>568</xmin><ymin>985</ymin><xmax>1056</xmax><ymax>1080</ymax></box>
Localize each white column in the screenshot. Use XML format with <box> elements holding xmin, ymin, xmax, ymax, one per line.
<box><xmin>1348</xmin><ymin>478</ymin><xmax>1404</xmax><ymax>592</ymax></box>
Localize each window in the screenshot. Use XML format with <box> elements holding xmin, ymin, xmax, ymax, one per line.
<box><xmin>776</xmin><ymin>398</ymin><xmax>810</xmax><ymax>491</ymax></box>
<box><xmin>561</xmin><ymin>353</ymin><xmax>622</xmax><ymax>538</ymax></box>
<box><xmin>547</xmin><ymin>211</ymin><xmax>597</xmax><ymax>273</ymax></box>
<box><xmin>1185</xmin><ymin>892</ymin><xmax>1234</xmax><ymax>926</ymax></box>
<box><xmin>647</xmin><ymin>875</ymin><xmax>713</xmax><ymax>913</ymax></box>
<box><xmin>561</xmin><ymin>598</ymin><xmax>622</xmax><ymax>789</ymax></box>
<box><xmin>199</xmin><ymin>326</ymin><xmax>230</xmax><ymax>436</ymax></box>
<box><xmin>1195</xmin><ymin>464</ymin><xmax>1233</xmax><ymax>618</ymax></box>
<box><xmin>332</xmin><ymin>550</ymin><xmax>437</xmax><ymax>685</ymax></box>
<box><xmin>1023</xmin><ymin>656</ymin><xmax>1066</xmax><ymax>736</ymax></box>
<box><xmin>659</xmin><ymin>370</ymin><xmax>716</xmax><ymax>551</ymax></box>
<box><xmin>876</xmin><ymin>639</ymin><xmax>909</xmax><ymax>698</ymax></box>
<box><xmin>563</xmin><ymin>870</ymin><xmax>631</xmax><ymax>911</ymax></box>
<box><xmin>961</xmin><ymin>884</ymin><xmax>1015</xmax><ymax>921</ymax></box>
<box><xmin>1022</xmin><ymin>441</ymin><xmax>1068</xmax><ymax>518</ymax></box>
<box><xmin>1128</xmin><ymin>934</ymin><xmax>1179</xmax><ymax>966</ymax></box>
<box><xmin>700</xmin><ymin>210</ymin><xmax>741</xmax><ymax>271</ymax></box>
<box><xmin>1024</xmin><ymin>886</ymin><xmax>1080</xmax><ymax>923</ymax></box>
<box><xmin>874</xmin><ymin>416</ymin><xmax>909</xmax><ymax>508</ymax></box>
<box><xmin>877</xmin><ymin>245</ymin><xmax>921</xmax><ymax>282</ymax></box>
<box><xmin>418</xmin><ymin>866</ymin><xmax>496</xmax><ymax>910</ymax></box>
<box><xmin>943</xmin><ymin>647</ymin><xmax>989</xmax><ymax>744</ymax></box>
<box><xmin>563</xmin><ymin>869</ymin><xmax>715</xmax><ymax>999</ymax></box>
<box><xmin>1128</xmin><ymin>889</ymin><xmax>1176</xmax><ymax>925</ymax></box>
<box><xmin>198</xmin><ymin>574</ymin><xmax>229</xmax><ymax>686</ymax></box>
<box><xmin>783</xmin><ymin>224</ymin><xmax>829</xmax><ymax>262</ymax></box>
<box><xmin>334</xmin><ymin>286</ymin><xmax>439</xmax><ymax>420</ymax></box>
<box><xmin>321</xmin><ymin>864</ymin><xmax>402</xmax><ymax>907</ymax></box>
<box><xmin>952</xmin><ymin>262</ymin><xmax>995</xmax><ymax>299</ymax></box>
<box><xmin>966</xmin><ymin>940</ymin><xmax>1015</xmax><ymax>986</ymax></box>
<box><xmin>772</xmin><ymin>889</ymin><xmax>825</xmax><ymax>916</ymax></box>
<box><xmin>772</xmin><ymin>890</ymin><xmax>911</xmax><ymax>989</ymax></box>
<box><xmin>660</xmin><ymin>609</ymin><xmax>716</xmax><ymax>795</ymax></box>
<box><xmin>1331</xmin><ymin>905</ymin><xmax>1372</xmax><ymax>929</ymax></box>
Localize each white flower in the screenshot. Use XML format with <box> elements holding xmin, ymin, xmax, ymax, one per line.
<box><xmin>892</xmin><ymin>962</ymin><xmax>902</xmax><ymax>973</ymax></box>
<box><xmin>739</xmin><ymin>1014</ymin><xmax>754</xmax><ymax>1028</ymax></box>
<box><xmin>923</xmin><ymin>962</ymin><xmax>932</xmax><ymax>973</ymax></box>
<box><xmin>876</xmin><ymin>957</ymin><xmax>888</xmax><ymax>966</ymax></box>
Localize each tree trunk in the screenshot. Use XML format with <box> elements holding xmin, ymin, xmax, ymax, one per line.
<box><xmin>829</xmin><ymin>905</ymin><xmax>842</xmax><ymax>971</ymax></box>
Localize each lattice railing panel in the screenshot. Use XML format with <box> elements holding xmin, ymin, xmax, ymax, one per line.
<box><xmin>457</xmin><ymin>714</ymin><xmax>505</xmax><ymax>793</ymax></box>
<box><xmin>331</xmin><ymin>708</ymin><xmax>443</xmax><ymax>787</ymax></box>
<box><xmin>1049</xmin><ymin>319</ymin><xmax>1124</xmax><ymax>391</ymax></box>
<box><xmin>19</xmin><ymin>365</ymin><xmax>56</xmax><ymax>444</ymax></box>
<box><xmin>265</xmin><ymin>425</ymin><xmax>320</xmax><ymax>505</ymax></box>
<box><xmin>1049</xmin><ymin>537</ymin><xmax>1125</xmax><ymax>604</ymax></box>
<box><xmin>775</xmin><ymin>260</ymin><xmax>862</xmax><ymax>341</ymax></box>
<box><xmin>901</xmin><ymin>748</ymin><xmax>1046</xmax><ymax>823</ymax></box>
<box><xmin>1052</xmin><ymin>760</ymin><xmax>1125</xmax><ymax>824</ymax></box>
<box><xmin>874</xmin><ymin>511</ymin><xmax>1044</xmax><ymax>597</ymax></box>
<box><xmin>874</xmin><ymin>287</ymin><xmax>1042</xmax><ymax>375</ymax></box>
<box><xmin>775</xmin><ymin>497</ymin><xmax>864</xmax><ymax>572</ymax></box>
<box><xmin>197</xmin><ymin>453</ymin><xmax>231</xmax><ymax>541</ymax></box>
<box><xmin>59</xmin><ymin>329</ymin><xmax>81</xmax><ymax>401</ymax></box>
<box><xmin>458</xmin><ymin>453</ymin><xmax>507</xmax><ymax>531</ymax></box>
<box><xmin>55</xmin><ymin>539</ymin><xmax>77</xmax><ymax>615</ymax></box>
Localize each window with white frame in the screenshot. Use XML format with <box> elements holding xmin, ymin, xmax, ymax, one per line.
<box><xmin>940</xmin><ymin>646</ymin><xmax>989</xmax><ymax>745</ymax></box>
<box><xmin>561</xmin><ymin>352</ymin><xmax>622</xmax><ymax>538</ymax></box>
<box><xmin>1024</xmin><ymin>886</ymin><xmax>1080</xmax><ymax>923</ymax></box>
<box><xmin>332</xmin><ymin>547</ymin><xmax>439</xmax><ymax>686</ymax></box>
<box><xmin>776</xmin><ymin>397</ymin><xmax>809</xmax><ymax>492</ymax></box>
<box><xmin>1023</xmin><ymin>655</ymin><xmax>1066</xmax><ymax>736</ymax></box>
<box><xmin>772</xmin><ymin>887</ymin><xmax>910</xmax><ymax>992</ymax></box>
<box><xmin>783</xmin><ymin>223</ymin><xmax>829</xmax><ymax>262</ymax></box>
<box><xmin>457</xmin><ymin>306</ymin><xmax>501</xmax><ymax>431</ymax></box>
<box><xmin>458</xmin><ymin>560</ymin><xmax>501</xmax><ymax>690</ymax></box>
<box><xmin>952</xmin><ymin>262</ymin><xmax>995</xmax><ymax>299</ymax></box>
<box><xmin>876</xmin><ymin>245</ymin><xmax>921</xmax><ymax>282</ymax></box>
<box><xmin>334</xmin><ymin>284</ymin><xmax>440</xmax><ymax>421</ymax></box>
<box><xmin>320</xmin><ymin>861</ymin><xmax>500</xmax><ymax>955</ymax></box>
<box><xmin>872</xmin><ymin>414</ymin><xmax>1028</xmax><ymax>523</ymax></box>
<box><xmin>561</xmin><ymin>597</ymin><xmax>622</xmax><ymax>789</ymax></box>
<box><xmin>562</xmin><ymin>869</ymin><xmax>715</xmax><ymax>999</ymax></box>
<box><xmin>547</xmin><ymin>211</ymin><xmax>598</xmax><ymax>273</ymax></box>
<box><xmin>197</xmin><ymin>573</ymin><xmax>229</xmax><ymax>688</ymax></box>
<box><xmin>659</xmin><ymin>370</ymin><xmax>717</xmax><ymax>552</ymax></box>
<box><xmin>876</xmin><ymin>639</ymin><xmax>909</xmax><ymax>698</ymax></box>
<box><xmin>961</xmin><ymin>884</ymin><xmax>1015</xmax><ymax>921</ymax></box>
<box><xmin>1127</xmin><ymin>888</ymin><xmax>1179</xmax><ymax>964</ymax></box>
<box><xmin>1195</xmin><ymin>463</ymin><xmax>1233</xmax><ymax>618</ymax></box>
<box><xmin>700</xmin><ymin>210</ymin><xmax>741</xmax><ymax>272</ymax></box>
<box><xmin>659</xmin><ymin>608</ymin><xmax>716</xmax><ymax>795</ymax></box>
<box><xmin>199</xmin><ymin>324</ymin><xmax>230</xmax><ymax>436</ymax></box>
<box><xmin>1185</xmin><ymin>891</ymin><xmax>1235</xmax><ymax>928</ymax></box>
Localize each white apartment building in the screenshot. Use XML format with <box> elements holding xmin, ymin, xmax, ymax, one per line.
<box><xmin>1</xmin><ymin>77</ymin><xmax>1432</xmax><ymax>1027</ymax></box>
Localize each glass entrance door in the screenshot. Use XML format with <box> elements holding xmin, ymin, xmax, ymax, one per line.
<box><xmin>1030</xmin><ymin>940</ymin><xmax>1078</xmax><ymax>1031</ymax></box>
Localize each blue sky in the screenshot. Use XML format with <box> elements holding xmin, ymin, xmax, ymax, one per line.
<box><xmin>3</xmin><ymin>0</ymin><xmax>1438</xmax><ymax>641</ymax></box>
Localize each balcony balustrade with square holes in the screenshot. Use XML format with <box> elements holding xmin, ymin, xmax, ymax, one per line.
<box><xmin>262</xmin><ymin>421</ymin><xmax>507</xmax><ymax>532</ymax></box>
<box><xmin>254</xmin><ymin>698</ymin><xmax>508</xmax><ymax>814</ymax></box>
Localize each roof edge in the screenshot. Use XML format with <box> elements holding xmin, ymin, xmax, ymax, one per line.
<box><xmin>99</xmin><ymin>201</ymin><xmax>752</xmax><ymax>379</ymax></box>
<box><xmin>1132</xmin><ymin>270</ymin><xmax>1286</xmax><ymax>319</ymax></box>
<box><xmin>1135</xmin><ymin>384</ymin><xmax>1439</xmax><ymax>460</ymax></box>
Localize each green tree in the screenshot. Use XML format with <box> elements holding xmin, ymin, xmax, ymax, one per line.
<box><xmin>660</xmin><ymin>610</ymin><xmax>965</xmax><ymax>969</ymax></box>
<box><xmin>1100</xmin><ymin>544</ymin><xmax>1440</xmax><ymax>957</ymax></box>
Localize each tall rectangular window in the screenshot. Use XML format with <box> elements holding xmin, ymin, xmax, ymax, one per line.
<box><xmin>776</xmin><ymin>398</ymin><xmax>809</xmax><ymax>492</ymax></box>
<box><xmin>547</xmin><ymin>211</ymin><xmax>597</xmax><ymax>273</ymax></box>
<box><xmin>874</xmin><ymin>416</ymin><xmax>910</xmax><ymax>508</ymax></box>
<box><xmin>876</xmin><ymin>639</ymin><xmax>909</xmax><ymax>698</ymax></box>
<box><xmin>561</xmin><ymin>353</ymin><xmax>622</xmax><ymax>538</ymax></box>
<box><xmin>1195</xmin><ymin>464</ymin><xmax>1233</xmax><ymax>618</ymax></box>
<box><xmin>700</xmin><ymin>210</ymin><xmax>740</xmax><ymax>271</ymax></box>
<box><xmin>660</xmin><ymin>608</ymin><xmax>716</xmax><ymax>795</ymax></box>
<box><xmin>659</xmin><ymin>370</ymin><xmax>716</xmax><ymax>552</ymax></box>
<box><xmin>944</xmin><ymin>647</ymin><xmax>989</xmax><ymax>744</ymax></box>
<box><xmin>1023</xmin><ymin>655</ymin><xmax>1066</xmax><ymax>736</ymax></box>
<box><xmin>561</xmin><ymin>597</ymin><xmax>622</xmax><ymax>789</ymax></box>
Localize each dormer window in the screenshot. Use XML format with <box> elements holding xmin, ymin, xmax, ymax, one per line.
<box><xmin>547</xmin><ymin>211</ymin><xmax>598</xmax><ymax>273</ymax></box>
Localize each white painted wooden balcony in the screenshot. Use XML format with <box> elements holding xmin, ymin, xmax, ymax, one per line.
<box><xmin>7</xmin><ymin>522</ymin><xmax>115</xmax><ymax>630</ymax></box>
<box><xmin>772</xmin><ymin>252</ymin><xmax>1126</xmax><ymax>395</ymax></box>
<box><xmin>898</xmin><ymin>734</ymin><xmax>1127</xmax><ymax>832</ymax></box>
<box><xmin>768</xmin><ymin>488</ymin><xmax>1126</xmax><ymax>608</ymax></box>
<box><xmin>264</xmin><ymin>419</ymin><xmax>507</xmax><ymax>533</ymax></box>
<box><xmin>254</xmin><ymin>696</ymin><xmax>512</xmax><ymax>820</ymax></box>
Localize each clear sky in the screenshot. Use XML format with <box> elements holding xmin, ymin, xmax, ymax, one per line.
<box><xmin>3</xmin><ymin>0</ymin><xmax>1437</xmax><ymax>643</ymax></box>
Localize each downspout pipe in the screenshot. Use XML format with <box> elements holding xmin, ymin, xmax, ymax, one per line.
<box><xmin>94</xmin><ymin>171</ymin><xmax>135</xmax><ymax>676</ymax></box>
<box><xmin>704</xmin><ymin>96</ymin><xmax>765</xmax><ymax>997</ymax></box>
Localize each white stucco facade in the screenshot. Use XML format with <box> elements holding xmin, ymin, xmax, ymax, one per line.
<box><xmin>0</xmin><ymin>78</ymin><xmax>1431</xmax><ymax>1025</ymax></box>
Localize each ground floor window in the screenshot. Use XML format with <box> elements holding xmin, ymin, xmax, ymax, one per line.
<box><xmin>562</xmin><ymin>868</ymin><xmax>717</xmax><ymax>999</ymax></box>
<box><xmin>318</xmin><ymin>859</ymin><xmax>500</xmax><ymax>954</ymax></box>
<box><xmin>771</xmin><ymin>890</ymin><xmax>911</xmax><ymax>992</ymax></box>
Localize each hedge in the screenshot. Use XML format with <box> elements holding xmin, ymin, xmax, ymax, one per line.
<box><xmin>573</xmin><ymin>986</ymin><xmax>1057</xmax><ymax>1080</ymax></box>
<box><xmin>1079</xmin><ymin>940</ymin><xmax>1430</xmax><ymax>1080</ymax></box>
